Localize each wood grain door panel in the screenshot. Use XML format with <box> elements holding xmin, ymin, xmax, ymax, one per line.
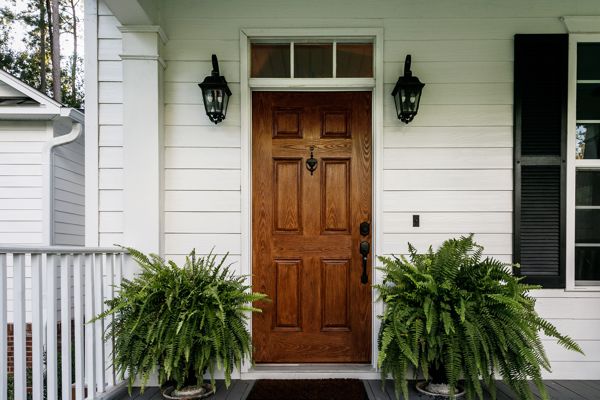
<box><xmin>252</xmin><ymin>92</ymin><xmax>372</xmax><ymax>363</ymax></box>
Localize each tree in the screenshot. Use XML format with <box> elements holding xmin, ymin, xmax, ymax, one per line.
<box><xmin>50</xmin><ymin>0</ymin><xmax>60</xmax><ymax>102</ymax></box>
<box><xmin>0</xmin><ymin>0</ymin><xmax>83</xmax><ymax>108</ymax></box>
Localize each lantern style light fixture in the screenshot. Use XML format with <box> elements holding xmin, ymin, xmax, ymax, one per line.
<box><xmin>391</xmin><ymin>55</ymin><xmax>425</xmax><ymax>124</ymax></box>
<box><xmin>198</xmin><ymin>54</ymin><xmax>232</xmax><ymax>124</ymax></box>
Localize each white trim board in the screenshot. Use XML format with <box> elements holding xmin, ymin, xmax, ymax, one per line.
<box><xmin>84</xmin><ymin>0</ymin><xmax>100</xmax><ymax>246</ymax></box>
<box><xmin>239</xmin><ymin>27</ymin><xmax>385</xmax><ymax>371</ymax></box>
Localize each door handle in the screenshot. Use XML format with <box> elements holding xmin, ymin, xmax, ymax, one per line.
<box><xmin>359</xmin><ymin>241</ymin><xmax>370</xmax><ymax>284</ymax></box>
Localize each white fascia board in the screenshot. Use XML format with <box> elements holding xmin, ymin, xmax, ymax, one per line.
<box><xmin>0</xmin><ymin>107</ymin><xmax>61</xmax><ymax>120</ymax></box>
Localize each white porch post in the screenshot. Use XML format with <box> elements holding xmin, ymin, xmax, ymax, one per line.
<box><xmin>120</xmin><ymin>26</ymin><xmax>167</xmax><ymax>267</ymax></box>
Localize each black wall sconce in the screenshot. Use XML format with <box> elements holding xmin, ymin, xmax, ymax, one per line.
<box><xmin>198</xmin><ymin>54</ymin><xmax>232</xmax><ymax>124</ymax></box>
<box><xmin>391</xmin><ymin>55</ymin><xmax>425</xmax><ymax>124</ymax></box>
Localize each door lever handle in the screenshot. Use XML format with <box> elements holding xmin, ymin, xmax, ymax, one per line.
<box><xmin>359</xmin><ymin>241</ymin><xmax>370</xmax><ymax>284</ymax></box>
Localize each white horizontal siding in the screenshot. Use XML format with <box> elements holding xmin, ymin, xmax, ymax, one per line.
<box><xmin>161</xmin><ymin>1</ymin><xmax>600</xmax><ymax>19</ymax></box>
<box><xmin>52</xmin><ymin>133</ymin><xmax>85</xmax><ymax>245</ymax></box>
<box><xmin>96</xmin><ymin>3</ymin><xmax>124</xmax><ymax>247</ymax></box>
<box><xmin>0</xmin><ymin>121</ymin><xmax>48</xmax><ymax>245</ymax></box>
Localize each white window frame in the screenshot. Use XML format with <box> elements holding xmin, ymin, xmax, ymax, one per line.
<box><xmin>566</xmin><ymin>33</ymin><xmax>600</xmax><ymax>291</ymax></box>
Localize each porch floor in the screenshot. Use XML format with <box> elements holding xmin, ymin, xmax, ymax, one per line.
<box><xmin>119</xmin><ymin>379</ymin><xmax>600</xmax><ymax>399</ymax></box>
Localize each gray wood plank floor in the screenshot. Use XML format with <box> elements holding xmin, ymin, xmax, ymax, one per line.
<box><xmin>121</xmin><ymin>380</ymin><xmax>600</xmax><ymax>399</ymax></box>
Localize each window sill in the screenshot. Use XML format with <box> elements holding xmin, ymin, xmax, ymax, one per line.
<box><xmin>531</xmin><ymin>288</ymin><xmax>600</xmax><ymax>297</ymax></box>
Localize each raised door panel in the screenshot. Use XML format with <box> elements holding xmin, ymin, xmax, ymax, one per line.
<box><xmin>274</xmin><ymin>259</ymin><xmax>302</xmax><ymax>331</ymax></box>
<box><xmin>321</xmin><ymin>109</ymin><xmax>351</xmax><ymax>138</ymax></box>
<box><xmin>273</xmin><ymin>108</ymin><xmax>303</xmax><ymax>138</ymax></box>
<box><xmin>321</xmin><ymin>259</ymin><xmax>350</xmax><ymax>331</ymax></box>
<box><xmin>321</xmin><ymin>159</ymin><xmax>351</xmax><ymax>233</ymax></box>
<box><xmin>273</xmin><ymin>158</ymin><xmax>303</xmax><ymax>233</ymax></box>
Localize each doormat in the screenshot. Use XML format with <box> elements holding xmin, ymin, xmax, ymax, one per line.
<box><xmin>245</xmin><ymin>379</ymin><xmax>369</xmax><ymax>400</ymax></box>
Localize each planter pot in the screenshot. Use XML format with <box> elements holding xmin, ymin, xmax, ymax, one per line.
<box><xmin>71</xmin><ymin>383</ymin><xmax>88</xmax><ymax>399</ymax></box>
<box><xmin>161</xmin><ymin>383</ymin><xmax>214</xmax><ymax>400</ymax></box>
<box><xmin>415</xmin><ymin>381</ymin><xmax>465</xmax><ymax>398</ymax></box>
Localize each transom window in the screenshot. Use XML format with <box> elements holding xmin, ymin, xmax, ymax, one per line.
<box><xmin>250</xmin><ymin>40</ymin><xmax>374</xmax><ymax>79</ymax></box>
<box><xmin>572</xmin><ymin>40</ymin><xmax>600</xmax><ymax>286</ymax></box>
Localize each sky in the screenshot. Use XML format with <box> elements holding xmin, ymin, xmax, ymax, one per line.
<box><xmin>1</xmin><ymin>0</ymin><xmax>85</xmax><ymax>57</ymax></box>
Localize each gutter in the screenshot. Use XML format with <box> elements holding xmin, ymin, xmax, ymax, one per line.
<box><xmin>41</xmin><ymin>110</ymin><xmax>85</xmax><ymax>245</ymax></box>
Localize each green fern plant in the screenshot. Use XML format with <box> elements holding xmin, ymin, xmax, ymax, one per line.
<box><xmin>94</xmin><ymin>248</ymin><xmax>268</xmax><ymax>393</ymax></box>
<box><xmin>376</xmin><ymin>235</ymin><xmax>583</xmax><ymax>400</ymax></box>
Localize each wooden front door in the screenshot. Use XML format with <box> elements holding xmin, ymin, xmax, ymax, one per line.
<box><xmin>252</xmin><ymin>92</ymin><xmax>372</xmax><ymax>363</ymax></box>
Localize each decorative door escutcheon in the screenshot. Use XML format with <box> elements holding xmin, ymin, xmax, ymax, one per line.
<box><xmin>306</xmin><ymin>146</ymin><xmax>317</xmax><ymax>175</ymax></box>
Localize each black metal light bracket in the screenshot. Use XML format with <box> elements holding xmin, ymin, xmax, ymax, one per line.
<box><xmin>198</xmin><ymin>54</ymin><xmax>232</xmax><ymax>124</ymax></box>
<box><xmin>391</xmin><ymin>55</ymin><xmax>425</xmax><ymax>124</ymax></box>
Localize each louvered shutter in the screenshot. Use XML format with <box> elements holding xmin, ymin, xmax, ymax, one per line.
<box><xmin>513</xmin><ymin>34</ymin><xmax>568</xmax><ymax>288</ymax></box>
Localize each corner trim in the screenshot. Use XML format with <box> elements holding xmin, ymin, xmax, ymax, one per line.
<box><xmin>119</xmin><ymin>54</ymin><xmax>167</xmax><ymax>69</ymax></box>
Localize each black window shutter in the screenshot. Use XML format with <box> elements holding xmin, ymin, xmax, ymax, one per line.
<box><xmin>513</xmin><ymin>34</ymin><xmax>568</xmax><ymax>288</ymax></box>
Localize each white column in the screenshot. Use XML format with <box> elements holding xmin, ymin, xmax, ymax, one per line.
<box><xmin>120</xmin><ymin>26</ymin><xmax>167</xmax><ymax>268</ymax></box>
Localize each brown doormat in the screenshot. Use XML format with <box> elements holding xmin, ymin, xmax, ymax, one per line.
<box><xmin>246</xmin><ymin>379</ymin><xmax>369</xmax><ymax>400</ymax></box>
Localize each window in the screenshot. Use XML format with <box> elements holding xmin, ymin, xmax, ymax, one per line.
<box><xmin>571</xmin><ymin>40</ymin><xmax>600</xmax><ymax>286</ymax></box>
<box><xmin>249</xmin><ymin>41</ymin><xmax>374</xmax><ymax>79</ymax></box>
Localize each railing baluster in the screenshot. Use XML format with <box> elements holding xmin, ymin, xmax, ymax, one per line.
<box><xmin>46</xmin><ymin>253</ymin><xmax>59</xmax><ymax>400</ymax></box>
<box><xmin>13</xmin><ymin>253</ymin><xmax>27</xmax><ymax>400</ymax></box>
<box><xmin>114</xmin><ymin>253</ymin><xmax>123</xmax><ymax>383</ymax></box>
<box><xmin>0</xmin><ymin>253</ymin><xmax>7</xmax><ymax>400</ymax></box>
<box><xmin>84</xmin><ymin>253</ymin><xmax>97</xmax><ymax>399</ymax></box>
<box><xmin>73</xmin><ymin>254</ymin><xmax>85</xmax><ymax>400</ymax></box>
<box><xmin>0</xmin><ymin>247</ymin><xmax>125</xmax><ymax>400</ymax></box>
<box><xmin>61</xmin><ymin>254</ymin><xmax>73</xmax><ymax>400</ymax></box>
<box><xmin>31</xmin><ymin>253</ymin><xmax>44</xmax><ymax>400</ymax></box>
<box><xmin>94</xmin><ymin>253</ymin><xmax>105</xmax><ymax>393</ymax></box>
<box><xmin>104</xmin><ymin>253</ymin><xmax>115</xmax><ymax>387</ymax></box>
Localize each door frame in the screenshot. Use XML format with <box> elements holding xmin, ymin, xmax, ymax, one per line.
<box><xmin>239</xmin><ymin>27</ymin><xmax>385</xmax><ymax>372</ymax></box>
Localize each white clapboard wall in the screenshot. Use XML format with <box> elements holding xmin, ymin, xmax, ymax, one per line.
<box><xmin>52</xmin><ymin>130</ymin><xmax>85</xmax><ymax>246</ymax></box>
<box><xmin>0</xmin><ymin>121</ymin><xmax>48</xmax><ymax>245</ymax></box>
<box><xmin>93</xmin><ymin>0</ymin><xmax>600</xmax><ymax>378</ymax></box>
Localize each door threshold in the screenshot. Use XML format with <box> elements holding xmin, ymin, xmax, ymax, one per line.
<box><xmin>242</xmin><ymin>364</ymin><xmax>379</xmax><ymax>380</ymax></box>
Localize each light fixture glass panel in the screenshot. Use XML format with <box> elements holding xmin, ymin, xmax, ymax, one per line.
<box><xmin>578</xmin><ymin>43</ymin><xmax>600</xmax><ymax>80</ymax></box>
<box><xmin>576</xmin><ymin>83</ymin><xmax>600</xmax><ymax>120</ymax></box>
<box><xmin>294</xmin><ymin>43</ymin><xmax>333</xmax><ymax>78</ymax></box>
<box><xmin>576</xmin><ymin>124</ymin><xmax>600</xmax><ymax>159</ymax></box>
<box><xmin>251</xmin><ymin>43</ymin><xmax>291</xmax><ymax>78</ymax></box>
<box><xmin>336</xmin><ymin>43</ymin><xmax>373</xmax><ymax>78</ymax></box>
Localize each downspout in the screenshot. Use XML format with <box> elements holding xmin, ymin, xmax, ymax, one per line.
<box><xmin>41</xmin><ymin>117</ymin><xmax>83</xmax><ymax>245</ymax></box>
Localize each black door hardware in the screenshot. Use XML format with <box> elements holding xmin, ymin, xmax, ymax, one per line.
<box><xmin>360</xmin><ymin>221</ymin><xmax>370</xmax><ymax>236</ymax></box>
<box><xmin>359</xmin><ymin>241</ymin><xmax>370</xmax><ymax>284</ymax></box>
<box><xmin>306</xmin><ymin>146</ymin><xmax>317</xmax><ymax>175</ymax></box>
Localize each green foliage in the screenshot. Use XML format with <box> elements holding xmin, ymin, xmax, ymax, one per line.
<box><xmin>95</xmin><ymin>248</ymin><xmax>268</xmax><ymax>394</ymax></box>
<box><xmin>376</xmin><ymin>235</ymin><xmax>583</xmax><ymax>400</ymax></box>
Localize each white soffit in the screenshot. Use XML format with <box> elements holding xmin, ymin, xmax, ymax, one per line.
<box><xmin>561</xmin><ymin>16</ymin><xmax>600</xmax><ymax>33</ymax></box>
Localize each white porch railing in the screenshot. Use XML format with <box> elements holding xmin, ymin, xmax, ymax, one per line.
<box><xmin>0</xmin><ymin>246</ymin><xmax>128</xmax><ymax>400</ymax></box>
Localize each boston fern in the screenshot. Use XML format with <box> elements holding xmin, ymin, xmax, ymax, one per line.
<box><xmin>95</xmin><ymin>248</ymin><xmax>267</xmax><ymax>393</ymax></box>
<box><xmin>376</xmin><ymin>235</ymin><xmax>583</xmax><ymax>400</ymax></box>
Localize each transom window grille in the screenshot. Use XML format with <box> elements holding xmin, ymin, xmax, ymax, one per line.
<box><xmin>250</xmin><ymin>40</ymin><xmax>374</xmax><ymax>79</ymax></box>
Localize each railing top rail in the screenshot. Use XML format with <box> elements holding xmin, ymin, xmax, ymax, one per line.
<box><xmin>0</xmin><ymin>246</ymin><xmax>127</xmax><ymax>254</ymax></box>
